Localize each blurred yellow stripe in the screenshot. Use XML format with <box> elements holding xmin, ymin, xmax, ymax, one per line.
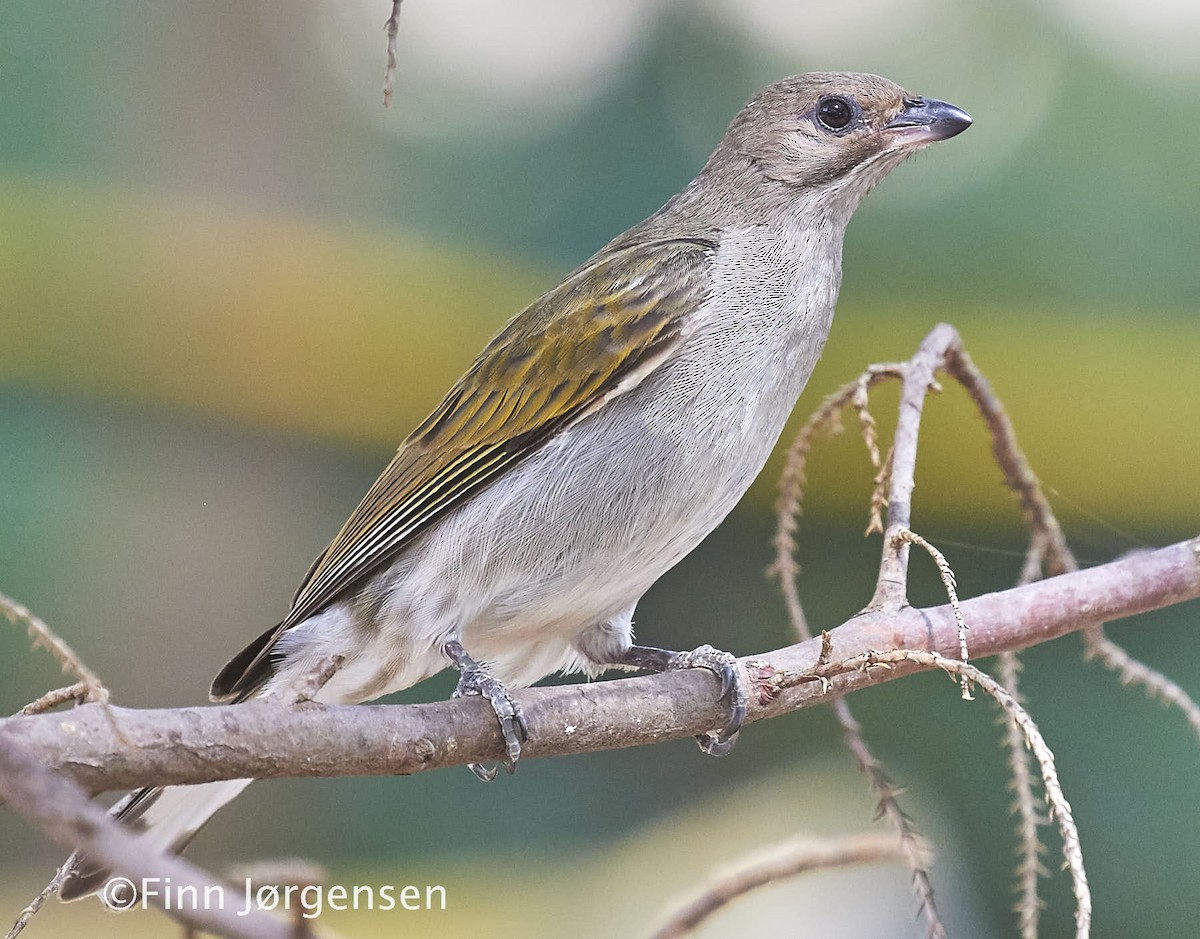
<box><xmin>2</xmin><ymin>178</ymin><xmax>1196</xmax><ymax>529</ymax></box>
<box><xmin>0</xmin><ymin>178</ymin><xmax>545</xmax><ymax>444</ymax></box>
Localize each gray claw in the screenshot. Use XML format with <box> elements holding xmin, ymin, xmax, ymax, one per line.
<box><xmin>444</xmin><ymin>640</ymin><xmax>528</xmax><ymax>780</ymax></box>
<box><xmin>668</xmin><ymin>644</ymin><xmax>749</xmax><ymax>755</ymax></box>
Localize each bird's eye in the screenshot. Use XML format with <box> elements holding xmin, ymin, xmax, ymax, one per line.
<box><xmin>816</xmin><ymin>96</ymin><xmax>855</xmax><ymax>131</ymax></box>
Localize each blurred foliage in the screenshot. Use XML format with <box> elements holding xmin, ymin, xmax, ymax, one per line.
<box><xmin>1</xmin><ymin>181</ymin><xmax>1196</xmax><ymax>531</ymax></box>
<box><xmin>1</xmin><ymin>2</ymin><xmax>1198</xmax><ymax>938</ymax></box>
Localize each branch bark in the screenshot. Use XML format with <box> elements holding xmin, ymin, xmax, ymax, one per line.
<box><xmin>3</xmin><ymin>537</ymin><xmax>1196</xmax><ymax>793</ymax></box>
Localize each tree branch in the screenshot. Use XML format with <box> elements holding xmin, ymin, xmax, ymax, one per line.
<box><xmin>2</xmin><ymin>537</ymin><xmax>1195</xmax><ymax>794</ymax></box>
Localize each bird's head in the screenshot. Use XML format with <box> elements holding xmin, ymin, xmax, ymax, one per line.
<box><xmin>718</xmin><ymin>71</ymin><xmax>971</xmax><ymax>211</ymax></box>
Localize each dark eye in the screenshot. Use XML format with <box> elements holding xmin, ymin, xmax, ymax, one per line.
<box><xmin>816</xmin><ymin>96</ymin><xmax>855</xmax><ymax>131</ymax></box>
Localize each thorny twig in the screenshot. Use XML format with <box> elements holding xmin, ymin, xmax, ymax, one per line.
<box><xmin>941</xmin><ymin>343</ymin><xmax>1200</xmax><ymax>741</ymax></box>
<box><xmin>940</xmin><ymin>332</ymin><xmax>1200</xmax><ymax>939</ymax></box>
<box><xmin>787</xmin><ymin>648</ymin><xmax>1092</xmax><ymax>939</ymax></box>
<box><xmin>831</xmin><ymin>697</ymin><xmax>945</xmax><ymax>938</ymax></box>
<box><xmin>1</xmin><ymin>591</ymin><xmax>108</xmax><ymax>705</ymax></box>
<box><xmin>771</xmin><ymin>325</ymin><xmax>1109</xmax><ymax>936</ymax></box>
<box><xmin>997</xmin><ymin>650</ymin><xmax>1046</xmax><ymax>939</ymax></box>
<box><xmin>893</xmin><ymin>529</ymin><xmax>973</xmax><ymax>700</ymax></box>
<box><xmin>770</xmin><ymin>360</ymin><xmax>945</xmax><ymax>937</ymax></box>
<box><xmin>770</xmin><ymin>363</ymin><xmax>904</xmax><ymax>636</ymax></box>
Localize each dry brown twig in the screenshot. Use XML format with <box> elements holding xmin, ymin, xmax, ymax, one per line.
<box><xmin>861</xmin><ymin>326</ymin><xmax>1090</xmax><ymax>935</ymax></box>
<box><xmin>651</xmin><ymin>641</ymin><xmax>1092</xmax><ymax>939</ymax></box>
<box><xmin>785</xmin><ymin>648</ymin><xmax>1092</xmax><ymax>939</ymax></box>
<box><xmin>764</xmin><ymin>322</ymin><xmax>1198</xmax><ymax>939</ymax></box>
<box><xmin>996</xmin><ymin>649</ymin><xmax>1047</xmax><ymax>939</ymax></box>
<box><xmin>941</xmin><ymin>343</ymin><xmax>1200</xmax><ymax>741</ymax></box>
<box><xmin>831</xmin><ymin>696</ymin><xmax>944</xmax><ymax>938</ymax></box>
<box><xmin>867</xmin><ymin>328</ymin><xmax>953</xmax><ymax>613</ymax></box>
<box><xmin>769</xmin><ymin>358</ymin><xmax>947</xmax><ymax>937</ymax></box>
<box><xmin>3</xmin><ymin>867</ymin><xmax>68</xmax><ymax>939</ymax></box>
<box><xmin>893</xmin><ymin>529</ymin><xmax>973</xmax><ymax>700</ymax></box>
<box><xmin>18</xmin><ymin>682</ymin><xmax>92</xmax><ymax>716</ymax></box>
<box><xmin>767</xmin><ymin>324</ymin><xmax>1096</xmax><ymax>938</ymax></box>
<box><xmin>649</xmin><ymin>832</ymin><xmax>910</xmax><ymax>939</ymax></box>
<box><xmin>382</xmin><ymin>0</ymin><xmax>403</xmax><ymax>108</ymax></box>
<box><xmin>1082</xmin><ymin>632</ymin><xmax>1200</xmax><ymax>741</ymax></box>
<box><xmin>769</xmin><ymin>363</ymin><xmax>903</xmax><ymax>633</ymax></box>
<box><xmin>942</xmin><ymin>334</ymin><xmax>1200</xmax><ymax>932</ymax></box>
<box><xmin>1</xmin><ymin>591</ymin><xmax>108</xmax><ymax>706</ymax></box>
<box><xmin>995</xmin><ymin>535</ymin><xmax>1052</xmax><ymax>939</ymax></box>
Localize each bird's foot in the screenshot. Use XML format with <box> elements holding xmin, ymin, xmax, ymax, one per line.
<box><xmin>442</xmin><ymin>640</ymin><xmax>528</xmax><ymax>781</ymax></box>
<box><xmin>616</xmin><ymin>643</ymin><xmax>748</xmax><ymax>756</ymax></box>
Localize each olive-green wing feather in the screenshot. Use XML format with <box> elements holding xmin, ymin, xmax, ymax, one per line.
<box><xmin>211</xmin><ymin>238</ymin><xmax>714</xmax><ymax>701</ymax></box>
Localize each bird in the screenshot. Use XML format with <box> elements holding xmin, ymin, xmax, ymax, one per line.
<box><xmin>59</xmin><ymin>71</ymin><xmax>970</xmax><ymax>903</ymax></box>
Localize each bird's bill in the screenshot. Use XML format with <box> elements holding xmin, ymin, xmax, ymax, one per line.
<box><xmin>883</xmin><ymin>97</ymin><xmax>972</xmax><ymax>147</ymax></box>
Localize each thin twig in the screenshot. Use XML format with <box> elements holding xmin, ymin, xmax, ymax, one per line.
<box><xmin>19</xmin><ymin>682</ymin><xmax>91</xmax><ymax>716</ymax></box>
<box><xmin>0</xmin><ymin>591</ymin><xmax>108</xmax><ymax>704</ymax></box>
<box><xmin>650</xmin><ymin>832</ymin><xmax>909</xmax><ymax>939</ymax></box>
<box><xmin>893</xmin><ymin>529</ymin><xmax>973</xmax><ymax>700</ymax></box>
<box><xmin>832</xmin><ymin>698</ymin><xmax>946</xmax><ymax>938</ymax></box>
<box><xmin>942</xmin><ymin>344</ymin><xmax>1200</xmax><ymax>745</ymax></box>
<box><xmin>769</xmin><ymin>363</ymin><xmax>903</xmax><ymax>641</ymax></box>
<box><xmin>995</xmin><ymin>534</ymin><xmax>1050</xmax><ymax>939</ymax></box>
<box><xmin>770</xmin><ymin>361</ymin><xmax>944</xmax><ymax>938</ymax></box>
<box><xmin>942</xmin><ymin>343</ymin><xmax>1073</xmax><ymax>575</ymax></box>
<box><xmin>786</xmin><ymin>648</ymin><xmax>1092</xmax><ymax>939</ymax></box>
<box><xmin>288</xmin><ymin>654</ymin><xmax>345</xmax><ymax>705</ymax></box>
<box><xmin>869</xmin><ymin>327</ymin><xmax>957</xmax><ymax>611</ymax></box>
<box><xmin>1083</xmin><ymin>631</ymin><xmax>1200</xmax><ymax>743</ymax></box>
<box><xmin>996</xmin><ymin>650</ymin><xmax>1046</xmax><ymax>939</ymax></box>
<box><xmin>867</xmin><ymin>443</ymin><xmax>893</xmax><ymax>537</ymax></box>
<box><xmin>382</xmin><ymin>0</ymin><xmax>403</xmax><ymax>108</ymax></box>
<box><xmin>4</xmin><ymin>867</ymin><xmax>67</xmax><ymax>939</ymax></box>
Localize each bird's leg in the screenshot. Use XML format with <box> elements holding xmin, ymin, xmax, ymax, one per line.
<box><xmin>610</xmin><ymin>644</ymin><xmax>748</xmax><ymax>756</ymax></box>
<box><xmin>442</xmin><ymin>640</ymin><xmax>529</xmax><ymax>782</ymax></box>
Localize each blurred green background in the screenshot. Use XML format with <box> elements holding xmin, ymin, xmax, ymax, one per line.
<box><xmin>2</xmin><ymin>2</ymin><xmax>1198</xmax><ymax>937</ymax></box>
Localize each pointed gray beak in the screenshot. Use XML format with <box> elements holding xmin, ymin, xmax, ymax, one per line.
<box><xmin>884</xmin><ymin>97</ymin><xmax>972</xmax><ymax>145</ymax></box>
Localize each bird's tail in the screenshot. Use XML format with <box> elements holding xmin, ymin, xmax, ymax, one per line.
<box><xmin>58</xmin><ymin>778</ymin><xmax>253</xmax><ymax>902</ymax></box>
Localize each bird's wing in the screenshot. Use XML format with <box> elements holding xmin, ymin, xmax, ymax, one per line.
<box><xmin>211</xmin><ymin>237</ymin><xmax>714</xmax><ymax>701</ymax></box>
